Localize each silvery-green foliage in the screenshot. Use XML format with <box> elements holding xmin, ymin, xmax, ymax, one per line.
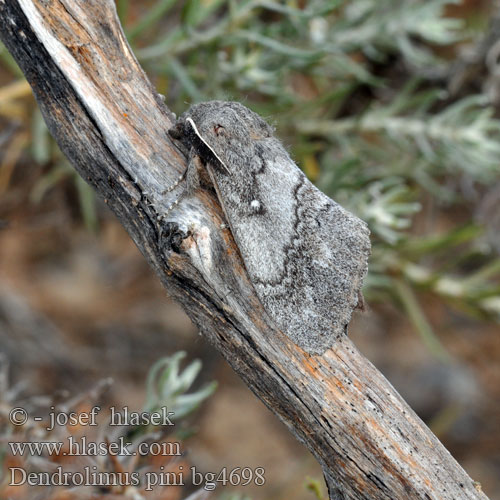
<box><xmin>144</xmin><ymin>352</ymin><xmax>216</xmax><ymax>420</ymax></box>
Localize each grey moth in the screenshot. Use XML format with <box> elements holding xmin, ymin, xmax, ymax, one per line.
<box><xmin>168</xmin><ymin>101</ymin><xmax>371</xmax><ymax>355</ymax></box>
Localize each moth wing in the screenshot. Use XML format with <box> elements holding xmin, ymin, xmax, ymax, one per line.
<box><xmin>208</xmin><ymin>143</ymin><xmax>370</xmax><ymax>355</ymax></box>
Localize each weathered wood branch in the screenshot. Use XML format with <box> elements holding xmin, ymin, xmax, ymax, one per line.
<box><xmin>0</xmin><ymin>1</ymin><xmax>488</xmax><ymax>498</ymax></box>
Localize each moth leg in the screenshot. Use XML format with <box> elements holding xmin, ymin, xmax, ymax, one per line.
<box><xmin>157</xmin><ymin>151</ymin><xmax>207</xmax><ymax>223</ymax></box>
<box><xmin>185</xmin><ymin>152</ymin><xmax>209</xmax><ymax>192</ymax></box>
<box><xmin>157</xmin><ymin>170</ymin><xmax>187</xmax><ymax>223</ymax></box>
<box><xmin>161</xmin><ymin>169</ymin><xmax>187</xmax><ymax>195</ymax></box>
<box><xmin>356</xmin><ymin>290</ymin><xmax>366</xmax><ymax>311</ymax></box>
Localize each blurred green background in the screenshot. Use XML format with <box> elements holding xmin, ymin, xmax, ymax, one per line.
<box><xmin>0</xmin><ymin>0</ymin><xmax>499</xmax><ymax>499</ymax></box>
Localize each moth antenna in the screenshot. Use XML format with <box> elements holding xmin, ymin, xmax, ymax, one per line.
<box><xmin>185</xmin><ymin>117</ymin><xmax>231</xmax><ymax>175</ymax></box>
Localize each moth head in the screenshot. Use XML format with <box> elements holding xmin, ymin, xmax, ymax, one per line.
<box><xmin>172</xmin><ymin>101</ymin><xmax>275</xmax><ymax>175</ymax></box>
<box><xmin>184</xmin><ymin>101</ymin><xmax>274</xmax><ymax>144</ymax></box>
<box><xmin>168</xmin><ymin>120</ymin><xmax>190</xmax><ymax>147</ymax></box>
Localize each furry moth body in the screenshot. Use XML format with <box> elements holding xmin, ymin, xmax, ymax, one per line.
<box><xmin>168</xmin><ymin>101</ymin><xmax>371</xmax><ymax>355</ymax></box>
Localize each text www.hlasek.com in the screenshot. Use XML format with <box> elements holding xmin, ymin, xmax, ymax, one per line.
<box><xmin>9</xmin><ymin>436</ymin><xmax>179</xmax><ymax>457</ymax></box>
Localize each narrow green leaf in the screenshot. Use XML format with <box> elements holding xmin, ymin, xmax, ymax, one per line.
<box><xmin>393</xmin><ymin>278</ymin><xmax>452</xmax><ymax>364</ymax></box>
<box><xmin>75</xmin><ymin>175</ymin><xmax>98</xmax><ymax>233</ymax></box>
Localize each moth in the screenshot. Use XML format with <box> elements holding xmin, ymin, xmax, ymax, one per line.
<box><xmin>168</xmin><ymin>101</ymin><xmax>370</xmax><ymax>355</ymax></box>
